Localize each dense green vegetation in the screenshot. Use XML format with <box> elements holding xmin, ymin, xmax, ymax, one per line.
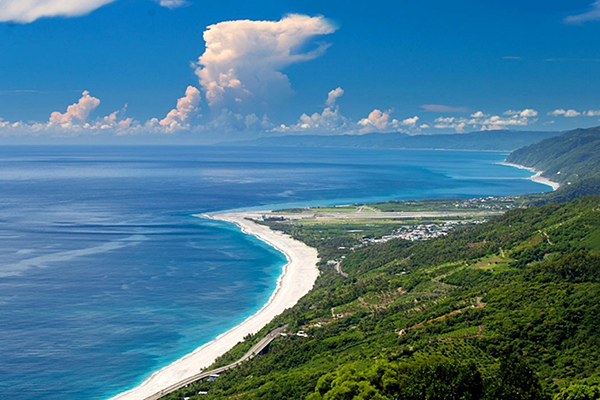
<box><xmin>506</xmin><ymin>126</ymin><xmax>600</xmax><ymax>186</ymax></box>
<box><xmin>524</xmin><ymin>176</ymin><xmax>600</xmax><ymax>206</ymax></box>
<box><xmin>307</xmin><ymin>357</ymin><xmax>548</xmax><ymax>400</ymax></box>
<box><xmin>165</xmin><ymin>195</ymin><xmax>600</xmax><ymax>400</ymax></box>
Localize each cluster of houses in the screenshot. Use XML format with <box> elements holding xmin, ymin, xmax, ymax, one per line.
<box><xmin>453</xmin><ymin>196</ymin><xmax>517</xmax><ymax>210</ymax></box>
<box><xmin>356</xmin><ymin>219</ymin><xmax>485</xmax><ymax>247</ymax></box>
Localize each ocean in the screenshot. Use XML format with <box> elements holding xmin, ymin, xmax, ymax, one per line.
<box><xmin>0</xmin><ymin>145</ymin><xmax>549</xmax><ymax>399</ymax></box>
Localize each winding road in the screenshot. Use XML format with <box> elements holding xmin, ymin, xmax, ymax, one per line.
<box><xmin>145</xmin><ymin>325</ymin><xmax>287</xmax><ymax>400</ymax></box>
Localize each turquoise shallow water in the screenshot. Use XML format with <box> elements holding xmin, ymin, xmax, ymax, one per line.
<box><xmin>0</xmin><ymin>146</ymin><xmax>549</xmax><ymax>399</ymax></box>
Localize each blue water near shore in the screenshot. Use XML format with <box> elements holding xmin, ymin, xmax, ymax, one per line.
<box><xmin>0</xmin><ymin>146</ymin><xmax>549</xmax><ymax>399</ymax></box>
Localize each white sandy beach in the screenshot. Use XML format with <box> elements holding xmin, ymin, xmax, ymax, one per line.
<box><xmin>499</xmin><ymin>162</ymin><xmax>560</xmax><ymax>191</ymax></box>
<box><xmin>110</xmin><ymin>212</ymin><xmax>319</xmax><ymax>400</ymax></box>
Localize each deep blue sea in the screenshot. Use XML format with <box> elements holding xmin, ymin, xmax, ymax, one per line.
<box><xmin>0</xmin><ymin>146</ymin><xmax>549</xmax><ymax>399</ymax></box>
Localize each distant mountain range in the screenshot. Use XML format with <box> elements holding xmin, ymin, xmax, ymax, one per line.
<box><xmin>230</xmin><ymin>130</ymin><xmax>563</xmax><ymax>151</ymax></box>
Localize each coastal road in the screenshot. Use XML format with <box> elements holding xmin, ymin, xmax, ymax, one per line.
<box><xmin>145</xmin><ymin>325</ymin><xmax>287</xmax><ymax>400</ymax></box>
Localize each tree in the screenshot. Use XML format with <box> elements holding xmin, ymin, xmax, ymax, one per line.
<box><xmin>486</xmin><ymin>357</ymin><xmax>549</xmax><ymax>400</ymax></box>
<box><xmin>553</xmin><ymin>384</ymin><xmax>600</xmax><ymax>400</ymax></box>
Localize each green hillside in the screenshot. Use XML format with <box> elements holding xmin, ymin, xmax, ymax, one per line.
<box><xmin>506</xmin><ymin>126</ymin><xmax>600</xmax><ymax>186</ymax></box>
<box><xmin>165</xmin><ymin>195</ymin><xmax>600</xmax><ymax>400</ymax></box>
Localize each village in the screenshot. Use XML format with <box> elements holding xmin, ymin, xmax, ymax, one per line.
<box><xmin>354</xmin><ymin>219</ymin><xmax>486</xmax><ymax>247</ymax></box>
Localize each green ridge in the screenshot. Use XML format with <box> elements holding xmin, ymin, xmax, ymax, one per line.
<box><xmin>164</xmin><ymin>195</ymin><xmax>600</xmax><ymax>400</ymax></box>
<box><xmin>506</xmin><ymin>126</ymin><xmax>600</xmax><ymax>186</ymax></box>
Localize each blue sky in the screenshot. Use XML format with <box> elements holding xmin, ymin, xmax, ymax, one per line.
<box><xmin>0</xmin><ymin>0</ymin><xmax>599</xmax><ymax>143</ymax></box>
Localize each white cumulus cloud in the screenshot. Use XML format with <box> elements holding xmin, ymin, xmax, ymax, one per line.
<box><xmin>296</xmin><ymin>107</ymin><xmax>342</xmax><ymax>130</ymax></box>
<box><xmin>434</xmin><ymin>117</ymin><xmax>467</xmax><ymax>133</ymax></box>
<box><xmin>358</xmin><ymin>111</ymin><xmax>423</xmax><ymax>134</ymax></box>
<box><xmin>49</xmin><ymin>91</ymin><xmax>100</xmax><ymax>125</ymax></box>
<box><xmin>194</xmin><ymin>14</ymin><xmax>337</xmax><ymax>112</ymax></box>
<box><xmin>401</xmin><ymin>116</ymin><xmax>419</xmax><ymax>126</ymax></box>
<box><xmin>434</xmin><ymin>109</ymin><xmax>538</xmax><ymax>133</ymax></box>
<box><xmin>520</xmin><ymin>109</ymin><xmax>538</xmax><ymax>117</ymax></box>
<box><xmin>159</xmin><ymin>86</ymin><xmax>201</xmax><ymax>130</ymax></box>
<box><xmin>279</xmin><ymin>92</ymin><xmax>424</xmax><ymax>135</ymax></box>
<box><xmin>326</xmin><ymin>87</ymin><xmax>344</xmax><ymax>108</ymax></box>
<box><xmin>584</xmin><ymin>110</ymin><xmax>600</xmax><ymax>116</ymax></box>
<box><xmin>0</xmin><ymin>0</ymin><xmax>116</xmax><ymax>23</ymax></box>
<box><xmin>358</xmin><ymin>109</ymin><xmax>390</xmax><ymax>130</ymax></box>
<box><xmin>277</xmin><ymin>87</ymin><xmax>347</xmax><ymax>132</ymax></box>
<box><xmin>94</xmin><ymin>105</ymin><xmax>134</xmax><ymax>133</ymax></box>
<box><xmin>504</xmin><ymin>109</ymin><xmax>538</xmax><ymax>117</ymax></box>
<box><xmin>471</xmin><ymin>110</ymin><xmax>538</xmax><ymax>129</ymax></box>
<box><xmin>0</xmin><ymin>92</ymin><xmax>139</xmax><ymax>137</ymax></box>
<box><xmin>548</xmin><ymin>109</ymin><xmax>581</xmax><ymax>117</ymax></box>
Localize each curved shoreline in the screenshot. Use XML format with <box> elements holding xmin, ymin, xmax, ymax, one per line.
<box><xmin>109</xmin><ymin>212</ymin><xmax>319</xmax><ymax>400</ymax></box>
<box><xmin>108</xmin><ymin>160</ymin><xmax>555</xmax><ymax>399</ymax></box>
<box><xmin>498</xmin><ymin>162</ymin><xmax>560</xmax><ymax>191</ymax></box>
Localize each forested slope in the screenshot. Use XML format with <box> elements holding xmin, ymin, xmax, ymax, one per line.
<box><xmin>506</xmin><ymin>126</ymin><xmax>600</xmax><ymax>185</ymax></box>
<box><xmin>166</xmin><ymin>195</ymin><xmax>600</xmax><ymax>400</ymax></box>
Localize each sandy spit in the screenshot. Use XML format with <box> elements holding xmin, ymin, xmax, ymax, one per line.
<box><xmin>499</xmin><ymin>162</ymin><xmax>560</xmax><ymax>191</ymax></box>
<box><xmin>110</xmin><ymin>212</ymin><xmax>319</xmax><ymax>400</ymax></box>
